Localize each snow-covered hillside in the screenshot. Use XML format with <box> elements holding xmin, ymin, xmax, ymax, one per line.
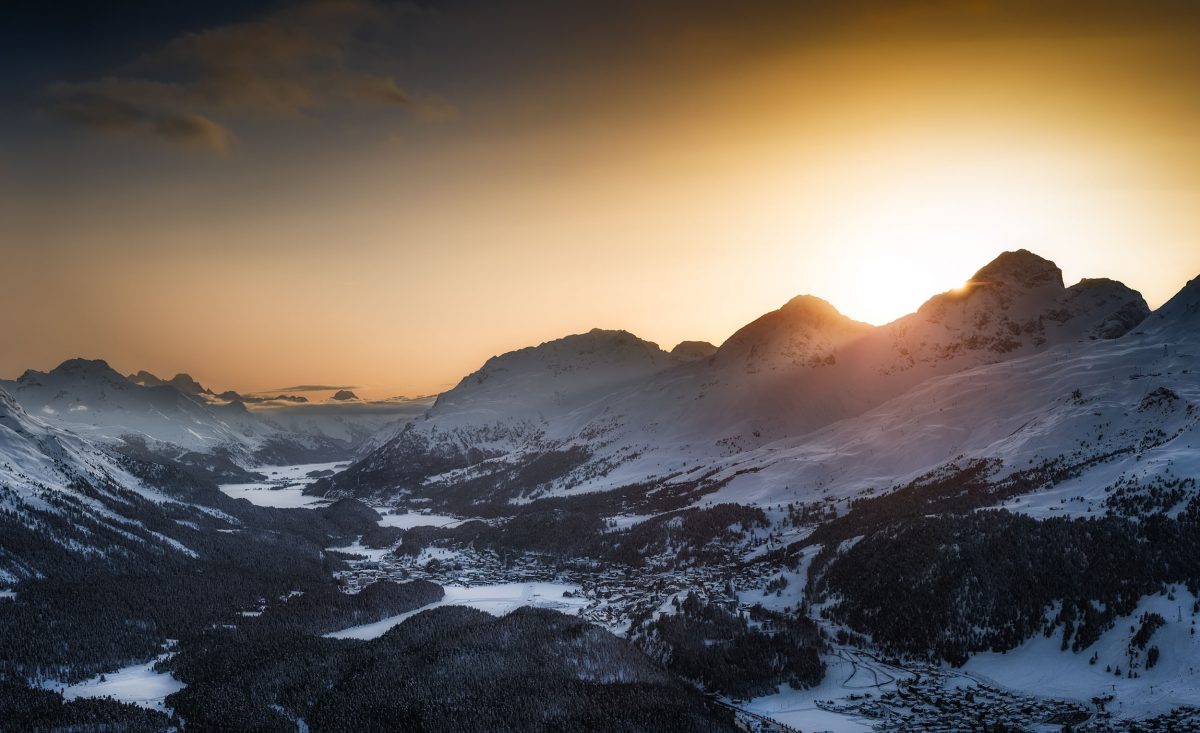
<box><xmin>0</xmin><ymin>385</ymin><xmax>199</xmax><ymax>581</ymax></box>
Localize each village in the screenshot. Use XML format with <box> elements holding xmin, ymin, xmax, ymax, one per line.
<box><xmin>331</xmin><ymin>537</ymin><xmax>772</xmax><ymax>632</ymax></box>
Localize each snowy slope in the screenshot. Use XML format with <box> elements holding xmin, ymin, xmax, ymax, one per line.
<box><xmin>0</xmin><ymin>385</ymin><xmax>201</xmax><ymax>581</ymax></box>
<box><xmin>964</xmin><ymin>588</ymin><xmax>1200</xmax><ymax>721</ymax></box>
<box><xmin>0</xmin><ymin>383</ymin><xmax>162</xmax><ymax>505</ymax></box>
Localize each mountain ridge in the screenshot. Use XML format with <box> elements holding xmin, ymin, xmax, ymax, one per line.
<box><xmin>311</xmin><ymin>249</ymin><xmax>1156</xmax><ymax>505</ymax></box>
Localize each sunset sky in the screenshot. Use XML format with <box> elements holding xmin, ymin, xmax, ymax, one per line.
<box><xmin>4</xmin><ymin>1</ymin><xmax>1200</xmax><ymax>397</ymax></box>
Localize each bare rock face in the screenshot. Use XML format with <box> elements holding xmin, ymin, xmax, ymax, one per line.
<box><xmin>331</xmin><ymin>389</ymin><xmax>360</xmax><ymax>401</ymax></box>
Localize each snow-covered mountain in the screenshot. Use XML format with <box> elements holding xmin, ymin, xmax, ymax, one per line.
<box><xmin>681</xmin><ymin>259</ymin><xmax>1185</xmax><ymax>520</ymax></box>
<box><xmin>2</xmin><ymin>359</ymin><xmax>259</xmax><ymax>453</ymax></box>
<box><xmin>0</xmin><ymin>359</ymin><xmax>432</xmax><ymax>470</ymax></box>
<box><xmin>431</xmin><ymin>328</ymin><xmax>671</xmax><ymax>427</ymax></box>
<box><xmin>128</xmin><ymin>370</ymin><xmax>214</xmax><ymax>396</ymax></box>
<box><xmin>705</xmin><ymin>286</ymin><xmax>1199</xmax><ymax>517</ymax></box>
<box><xmin>313</xmin><ymin>249</ymin><xmax>1152</xmax><ymax>505</ymax></box>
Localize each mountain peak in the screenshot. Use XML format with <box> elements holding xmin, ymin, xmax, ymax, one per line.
<box><xmin>54</xmin><ymin>357</ymin><xmax>116</xmax><ymax>373</ymax></box>
<box><xmin>670</xmin><ymin>340</ymin><xmax>718</xmax><ymax>363</ymax></box>
<box><xmin>716</xmin><ymin>294</ymin><xmax>872</xmax><ymax>373</ymax></box>
<box><xmin>521</xmin><ymin>329</ymin><xmax>666</xmax><ymax>361</ymax></box>
<box><xmin>779</xmin><ymin>294</ymin><xmax>849</xmax><ymax>322</ymax></box>
<box><xmin>167</xmin><ymin>373</ymin><xmax>211</xmax><ymax>395</ymax></box>
<box><xmin>128</xmin><ymin>370</ymin><xmax>211</xmax><ymax>395</ymax></box>
<box><xmin>432</xmin><ymin>327</ymin><xmax>670</xmax><ymax>418</ymax></box>
<box><xmin>217</xmin><ymin>397</ymin><xmax>250</xmax><ymax>414</ymax></box>
<box><xmin>576</xmin><ymin>328</ymin><xmax>658</xmax><ymax>347</ymax></box>
<box><xmin>969</xmin><ymin>249</ymin><xmax>1064</xmax><ymax>290</ymax></box>
<box><xmin>731</xmin><ymin>294</ymin><xmax>870</xmax><ymax>338</ymax></box>
<box><xmin>31</xmin><ymin>358</ymin><xmax>128</xmax><ymax>384</ymax></box>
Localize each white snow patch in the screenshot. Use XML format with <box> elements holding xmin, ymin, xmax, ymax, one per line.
<box><xmin>964</xmin><ymin>589</ymin><xmax>1200</xmax><ymax>721</ymax></box>
<box><xmin>48</xmin><ymin>655</ymin><xmax>184</xmax><ymax>711</ymax></box>
<box><xmin>604</xmin><ymin>513</ymin><xmax>655</xmax><ymax>531</ymax></box>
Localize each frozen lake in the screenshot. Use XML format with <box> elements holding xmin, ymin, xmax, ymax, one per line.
<box><xmin>326</xmin><ymin>582</ymin><xmax>588</xmax><ymax>640</ymax></box>
<box><xmin>222</xmin><ymin>464</ymin><xmax>477</xmax><ymax>530</ymax></box>
<box><xmin>376</xmin><ymin>510</ymin><xmax>469</xmax><ymax>529</ymax></box>
<box><xmin>218</xmin><ymin>462</ymin><xmax>345</xmax><ymax>509</ymax></box>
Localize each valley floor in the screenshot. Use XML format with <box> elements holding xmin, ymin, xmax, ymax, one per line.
<box><xmin>250</xmin><ymin>467</ymin><xmax>1200</xmax><ymax>731</ymax></box>
<box><xmin>46</xmin><ymin>461</ymin><xmax>1200</xmax><ymax>733</ymax></box>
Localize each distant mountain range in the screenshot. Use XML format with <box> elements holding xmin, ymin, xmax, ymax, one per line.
<box><xmin>0</xmin><ymin>360</ymin><xmax>432</xmax><ymax>475</ymax></box>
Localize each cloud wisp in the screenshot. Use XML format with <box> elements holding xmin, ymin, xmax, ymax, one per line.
<box><xmin>267</xmin><ymin>384</ymin><xmax>361</xmax><ymax>393</ymax></box>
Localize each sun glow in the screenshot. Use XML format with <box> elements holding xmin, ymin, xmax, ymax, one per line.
<box><xmin>798</xmin><ymin>148</ymin><xmax>1086</xmax><ymax>325</ymax></box>
<box><xmin>841</xmin><ymin>256</ymin><xmax>971</xmax><ymax>325</ymax></box>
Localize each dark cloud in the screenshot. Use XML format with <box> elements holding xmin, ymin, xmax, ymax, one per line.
<box><xmin>153</xmin><ymin>113</ymin><xmax>232</xmax><ymax>153</ymax></box>
<box><xmin>44</xmin><ymin>86</ymin><xmax>233</xmax><ymax>152</ymax></box>
<box><xmin>35</xmin><ymin>0</ymin><xmax>1200</xmax><ymax>156</ymax></box>
<box><xmin>46</xmin><ymin>89</ymin><xmax>148</xmax><ymax>131</ymax></box>
<box><xmin>41</xmin><ymin>0</ymin><xmax>447</xmax><ymax>153</ymax></box>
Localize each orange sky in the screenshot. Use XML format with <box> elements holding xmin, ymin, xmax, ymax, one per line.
<box><xmin>4</xmin><ymin>1</ymin><xmax>1200</xmax><ymax>397</ymax></box>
